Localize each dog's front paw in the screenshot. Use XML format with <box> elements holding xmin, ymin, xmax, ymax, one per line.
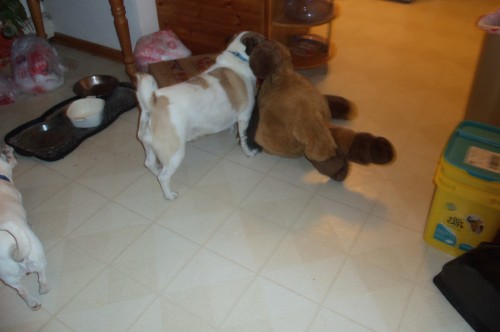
<box><xmin>240</xmin><ymin>136</ymin><xmax>262</xmax><ymax>158</ymax></box>
<box><xmin>241</xmin><ymin>141</ymin><xmax>262</xmax><ymax>157</ymax></box>
<box><xmin>164</xmin><ymin>191</ymin><xmax>178</xmax><ymax>201</ymax></box>
<box><xmin>29</xmin><ymin>300</ymin><xmax>42</xmax><ymax>311</ymax></box>
<box><xmin>244</xmin><ymin>147</ymin><xmax>261</xmax><ymax>157</ymax></box>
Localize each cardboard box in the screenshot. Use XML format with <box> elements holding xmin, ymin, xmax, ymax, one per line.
<box><xmin>148</xmin><ymin>54</ymin><xmax>217</xmax><ymax>88</ymax></box>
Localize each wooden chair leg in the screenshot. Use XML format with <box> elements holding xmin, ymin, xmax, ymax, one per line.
<box><xmin>108</xmin><ymin>0</ymin><xmax>137</xmax><ymax>82</ymax></box>
<box><xmin>26</xmin><ymin>0</ymin><xmax>47</xmax><ymax>38</ymax></box>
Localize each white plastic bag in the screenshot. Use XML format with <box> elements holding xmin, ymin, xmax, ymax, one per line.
<box><xmin>134</xmin><ymin>29</ymin><xmax>191</xmax><ymax>72</ymax></box>
<box><xmin>11</xmin><ymin>34</ymin><xmax>65</xmax><ymax>94</ymax></box>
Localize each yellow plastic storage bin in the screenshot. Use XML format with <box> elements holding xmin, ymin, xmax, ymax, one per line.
<box><xmin>424</xmin><ymin>121</ymin><xmax>500</xmax><ymax>256</ymax></box>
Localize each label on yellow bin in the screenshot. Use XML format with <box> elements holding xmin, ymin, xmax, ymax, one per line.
<box><xmin>430</xmin><ymin>204</ymin><xmax>487</xmax><ymax>253</ymax></box>
<box><xmin>465</xmin><ymin>146</ymin><xmax>500</xmax><ymax>174</ymax></box>
<box><xmin>434</xmin><ymin>224</ymin><xmax>457</xmax><ymax>246</ymax></box>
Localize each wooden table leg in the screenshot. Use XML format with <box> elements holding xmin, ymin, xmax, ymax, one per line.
<box><xmin>108</xmin><ymin>0</ymin><xmax>137</xmax><ymax>81</ymax></box>
<box><xmin>26</xmin><ymin>0</ymin><xmax>47</xmax><ymax>38</ymax></box>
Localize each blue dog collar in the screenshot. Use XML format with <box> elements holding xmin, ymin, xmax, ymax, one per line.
<box><xmin>0</xmin><ymin>174</ymin><xmax>10</xmax><ymax>183</ymax></box>
<box><xmin>228</xmin><ymin>51</ymin><xmax>249</xmax><ymax>62</ymax></box>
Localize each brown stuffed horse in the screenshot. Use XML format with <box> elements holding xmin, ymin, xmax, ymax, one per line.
<box><xmin>245</xmin><ymin>40</ymin><xmax>395</xmax><ymax>181</ymax></box>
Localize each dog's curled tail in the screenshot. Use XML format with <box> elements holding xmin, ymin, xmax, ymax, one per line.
<box><xmin>135</xmin><ymin>72</ymin><xmax>159</xmax><ymax>113</ymax></box>
<box><xmin>0</xmin><ymin>220</ymin><xmax>31</xmax><ymax>262</ymax></box>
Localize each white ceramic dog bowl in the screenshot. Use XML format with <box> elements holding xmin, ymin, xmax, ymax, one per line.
<box><xmin>66</xmin><ymin>97</ymin><xmax>105</xmax><ymax>128</ymax></box>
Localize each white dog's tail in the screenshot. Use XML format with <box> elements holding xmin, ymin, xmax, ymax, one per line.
<box><xmin>136</xmin><ymin>73</ymin><xmax>159</xmax><ymax>113</ymax></box>
<box><xmin>0</xmin><ymin>220</ymin><xmax>31</xmax><ymax>262</ymax></box>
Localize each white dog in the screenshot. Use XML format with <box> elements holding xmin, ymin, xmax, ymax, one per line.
<box><xmin>136</xmin><ymin>31</ymin><xmax>264</xmax><ymax>200</ymax></box>
<box><xmin>0</xmin><ymin>145</ymin><xmax>49</xmax><ymax>310</ymax></box>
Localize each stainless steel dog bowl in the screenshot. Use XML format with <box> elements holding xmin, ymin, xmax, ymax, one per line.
<box><xmin>16</xmin><ymin>122</ymin><xmax>74</xmax><ymax>152</ymax></box>
<box><xmin>73</xmin><ymin>75</ymin><xmax>119</xmax><ymax>98</ymax></box>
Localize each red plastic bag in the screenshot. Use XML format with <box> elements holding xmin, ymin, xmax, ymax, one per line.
<box><xmin>134</xmin><ymin>29</ymin><xmax>191</xmax><ymax>72</ymax></box>
<box><xmin>0</xmin><ymin>74</ymin><xmax>18</xmax><ymax>105</ymax></box>
<box><xmin>0</xmin><ymin>34</ymin><xmax>14</xmax><ymax>70</ymax></box>
<box><xmin>11</xmin><ymin>34</ymin><xmax>65</xmax><ymax>94</ymax></box>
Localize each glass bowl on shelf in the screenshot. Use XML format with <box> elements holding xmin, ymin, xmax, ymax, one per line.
<box><xmin>284</xmin><ymin>0</ymin><xmax>334</xmax><ymax>23</ymax></box>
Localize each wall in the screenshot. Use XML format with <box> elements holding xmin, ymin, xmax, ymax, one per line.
<box><xmin>22</xmin><ymin>0</ymin><xmax>159</xmax><ymax>50</ymax></box>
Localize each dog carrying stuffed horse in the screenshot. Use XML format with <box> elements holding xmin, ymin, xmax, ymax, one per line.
<box><xmin>245</xmin><ymin>39</ymin><xmax>395</xmax><ymax>181</ymax></box>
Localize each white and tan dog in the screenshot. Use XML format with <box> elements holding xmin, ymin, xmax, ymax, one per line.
<box><xmin>136</xmin><ymin>31</ymin><xmax>264</xmax><ymax>200</ymax></box>
<box><xmin>0</xmin><ymin>145</ymin><xmax>49</xmax><ymax>310</ymax></box>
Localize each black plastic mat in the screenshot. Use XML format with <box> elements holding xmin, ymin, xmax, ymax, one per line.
<box><xmin>433</xmin><ymin>243</ymin><xmax>500</xmax><ymax>332</ymax></box>
<box><xmin>4</xmin><ymin>82</ymin><xmax>137</xmax><ymax>161</ymax></box>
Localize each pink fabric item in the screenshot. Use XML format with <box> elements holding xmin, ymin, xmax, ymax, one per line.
<box><xmin>134</xmin><ymin>30</ymin><xmax>191</xmax><ymax>72</ymax></box>
<box><xmin>478</xmin><ymin>9</ymin><xmax>500</xmax><ymax>34</ymax></box>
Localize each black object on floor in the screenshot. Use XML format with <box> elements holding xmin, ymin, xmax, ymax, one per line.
<box><xmin>433</xmin><ymin>243</ymin><xmax>500</xmax><ymax>332</ymax></box>
<box><xmin>4</xmin><ymin>82</ymin><xmax>137</xmax><ymax>161</ymax></box>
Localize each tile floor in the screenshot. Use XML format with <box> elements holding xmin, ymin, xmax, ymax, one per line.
<box><xmin>1</xmin><ymin>0</ymin><xmax>498</xmax><ymax>331</ymax></box>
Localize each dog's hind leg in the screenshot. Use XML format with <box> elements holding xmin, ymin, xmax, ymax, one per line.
<box><xmin>38</xmin><ymin>269</ymin><xmax>50</xmax><ymax>294</ymax></box>
<box><xmin>157</xmin><ymin>148</ymin><xmax>184</xmax><ymax>200</ymax></box>
<box><xmin>8</xmin><ymin>281</ymin><xmax>41</xmax><ymax>310</ymax></box>
<box><xmin>144</xmin><ymin>146</ymin><xmax>160</xmax><ymax>176</ymax></box>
